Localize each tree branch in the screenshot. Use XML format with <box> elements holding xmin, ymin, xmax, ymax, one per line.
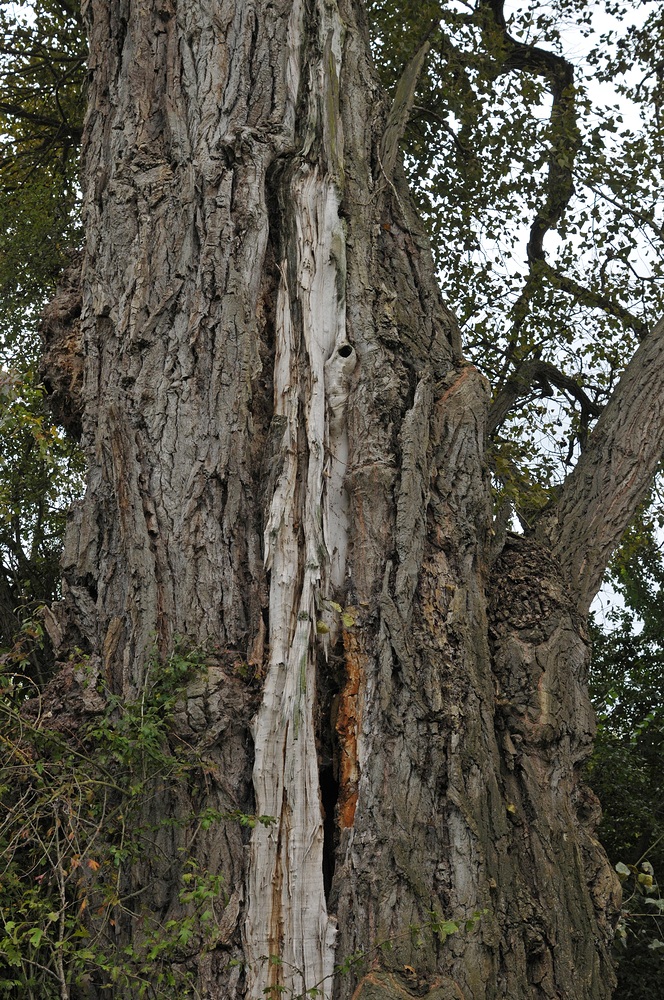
<box><xmin>0</xmin><ymin>100</ymin><xmax>82</xmax><ymax>141</ymax></box>
<box><xmin>378</xmin><ymin>38</ymin><xmax>431</xmax><ymax>184</ymax></box>
<box><xmin>478</xmin><ymin>0</ymin><xmax>580</xmax><ymax>263</ymax></box>
<box><xmin>541</xmin><ymin>262</ymin><xmax>648</xmax><ymax>336</ymax></box>
<box><xmin>488</xmin><ymin>358</ymin><xmax>601</xmax><ymax>435</ymax></box>
<box><xmin>538</xmin><ymin>317</ymin><xmax>664</xmax><ymax>612</ymax></box>
<box><xmin>503</xmin><ymin>261</ymin><xmax>648</xmax><ymax>363</ymax></box>
<box><xmin>587</xmin><ymin>181</ymin><xmax>664</xmax><ymax>241</ymax></box>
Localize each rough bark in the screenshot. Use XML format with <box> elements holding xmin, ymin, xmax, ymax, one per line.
<box><xmin>540</xmin><ymin>316</ymin><xmax>664</xmax><ymax>613</ymax></box>
<box><xmin>41</xmin><ymin>0</ymin><xmax>664</xmax><ymax>997</ymax></box>
<box><xmin>40</xmin><ymin>249</ymin><xmax>84</xmax><ymax>439</ymax></box>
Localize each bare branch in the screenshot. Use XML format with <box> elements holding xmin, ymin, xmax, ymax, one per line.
<box><xmin>488</xmin><ymin>358</ymin><xmax>601</xmax><ymax>435</ymax></box>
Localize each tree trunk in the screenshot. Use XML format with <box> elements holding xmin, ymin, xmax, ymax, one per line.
<box><xmin>44</xmin><ymin>0</ymin><xmax>664</xmax><ymax>997</ymax></box>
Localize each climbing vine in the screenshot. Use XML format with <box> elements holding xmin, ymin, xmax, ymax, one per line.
<box><xmin>0</xmin><ymin>642</ymin><xmax>268</xmax><ymax>999</ymax></box>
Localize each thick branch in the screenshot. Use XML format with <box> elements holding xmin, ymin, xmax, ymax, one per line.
<box><xmin>538</xmin><ymin>317</ymin><xmax>664</xmax><ymax>612</ymax></box>
<box><xmin>479</xmin><ymin>0</ymin><xmax>580</xmax><ymax>263</ymax></box>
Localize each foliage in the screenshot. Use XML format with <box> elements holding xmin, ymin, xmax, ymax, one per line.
<box><xmin>0</xmin><ymin>643</ymin><xmax>262</xmax><ymax>999</ymax></box>
<box><xmin>0</xmin><ymin>367</ymin><xmax>84</xmax><ymax>683</ymax></box>
<box><xmin>587</xmin><ymin>511</ymin><xmax>664</xmax><ymax>997</ymax></box>
<box><xmin>0</xmin><ymin>0</ymin><xmax>85</xmax><ymax>358</ymax></box>
<box><xmin>611</xmin><ymin>858</ymin><xmax>664</xmax><ymax>999</ymax></box>
<box><xmin>369</xmin><ymin>0</ymin><xmax>664</xmax><ymax>510</ymax></box>
<box><xmin>0</xmin><ymin>1</ymin><xmax>86</xmax><ymax>682</ymax></box>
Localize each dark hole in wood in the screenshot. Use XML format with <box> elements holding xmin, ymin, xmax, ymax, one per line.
<box><xmin>319</xmin><ymin>763</ymin><xmax>339</xmax><ymax>901</ymax></box>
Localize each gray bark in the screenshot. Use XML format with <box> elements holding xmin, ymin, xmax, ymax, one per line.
<box><xmin>41</xmin><ymin>0</ymin><xmax>662</xmax><ymax>997</ymax></box>
<box><xmin>540</xmin><ymin>316</ymin><xmax>664</xmax><ymax>613</ymax></box>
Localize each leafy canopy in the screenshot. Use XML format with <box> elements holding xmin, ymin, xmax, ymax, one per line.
<box><xmin>370</xmin><ymin>0</ymin><xmax>664</xmax><ymax>512</ymax></box>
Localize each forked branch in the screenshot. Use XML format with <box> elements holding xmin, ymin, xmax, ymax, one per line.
<box><xmin>488</xmin><ymin>357</ymin><xmax>601</xmax><ymax>436</ymax></box>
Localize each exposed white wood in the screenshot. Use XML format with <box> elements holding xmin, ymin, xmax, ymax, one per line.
<box><xmin>324</xmin><ymin>341</ymin><xmax>356</xmax><ymax>595</ymax></box>
<box><xmin>245</xmin><ymin>172</ymin><xmax>346</xmax><ymax>999</ymax></box>
<box><xmin>244</xmin><ymin>1</ymin><xmax>348</xmax><ymax>985</ymax></box>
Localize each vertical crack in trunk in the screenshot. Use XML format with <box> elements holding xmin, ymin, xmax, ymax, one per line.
<box><xmin>244</xmin><ymin>2</ymin><xmax>349</xmax><ymax>993</ymax></box>
<box><xmin>320</xmin><ymin>760</ymin><xmax>341</xmax><ymax>902</ymax></box>
<box><xmin>245</xmin><ymin>172</ymin><xmax>345</xmax><ymax>998</ymax></box>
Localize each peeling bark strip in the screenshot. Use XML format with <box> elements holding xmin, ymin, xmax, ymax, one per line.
<box><xmin>52</xmin><ymin>0</ymin><xmax>664</xmax><ymax>997</ymax></box>
<box><xmin>246</xmin><ymin>137</ymin><xmax>346</xmax><ymax>1000</ymax></box>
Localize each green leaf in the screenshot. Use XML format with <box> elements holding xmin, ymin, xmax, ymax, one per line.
<box><xmin>27</xmin><ymin>927</ymin><xmax>44</xmax><ymax>948</ymax></box>
<box><xmin>439</xmin><ymin>920</ymin><xmax>460</xmax><ymax>936</ymax></box>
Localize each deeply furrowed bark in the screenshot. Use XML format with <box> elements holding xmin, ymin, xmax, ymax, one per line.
<box><xmin>42</xmin><ymin>0</ymin><xmax>664</xmax><ymax>997</ymax></box>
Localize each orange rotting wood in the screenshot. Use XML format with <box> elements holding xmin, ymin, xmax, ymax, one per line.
<box><xmin>336</xmin><ymin>628</ymin><xmax>367</xmax><ymax>828</ymax></box>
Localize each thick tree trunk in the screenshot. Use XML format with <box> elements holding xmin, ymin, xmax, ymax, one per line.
<box><xmin>44</xmin><ymin>0</ymin><xmax>664</xmax><ymax>997</ymax></box>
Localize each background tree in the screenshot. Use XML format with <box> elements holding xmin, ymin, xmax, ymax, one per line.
<box><xmin>0</xmin><ymin>368</ymin><xmax>82</xmax><ymax>682</ymax></box>
<box><xmin>0</xmin><ymin>0</ymin><xmax>85</xmax><ymax>354</ymax></box>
